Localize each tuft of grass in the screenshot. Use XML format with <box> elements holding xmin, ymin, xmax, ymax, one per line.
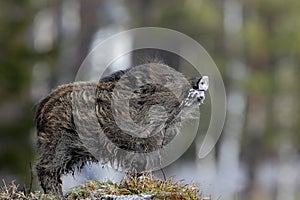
<box><xmin>1</xmin><ymin>172</ymin><xmax>210</xmax><ymax>199</ymax></box>
<box><xmin>66</xmin><ymin>172</ymin><xmax>208</xmax><ymax>200</ymax></box>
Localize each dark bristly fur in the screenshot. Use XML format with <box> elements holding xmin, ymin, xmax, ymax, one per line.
<box><xmin>35</xmin><ymin>63</ymin><xmax>203</xmax><ymax>195</ymax></box>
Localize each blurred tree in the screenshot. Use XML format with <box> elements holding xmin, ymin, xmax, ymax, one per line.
<box><xmin>0</xmin><ymin>0</ymin><xmax>36</xmax><ymax>188</ymax></box>
<box><xmin>241</xmin><ymin>0</ymin><xmax>300</xmax><ymax>198</ymax></box>
<box><xmin>51</xmin><ymin>0</ymin><xmax>102</xmax><ymax>86</ymax></box>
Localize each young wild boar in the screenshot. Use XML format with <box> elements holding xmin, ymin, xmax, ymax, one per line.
<box><xmin>34</xmin><ymin>63</ymin><xmax>209</xmax><ymax>195</ymax></box>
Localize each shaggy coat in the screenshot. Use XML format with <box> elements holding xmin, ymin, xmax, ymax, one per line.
<box><xmin>35</xmin><ymin>63</ymin><xmax>206</xmax><ymax>195</ymax></box>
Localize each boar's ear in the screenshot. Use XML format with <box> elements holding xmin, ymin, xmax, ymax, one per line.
<box><xmin>198</xmin><ymin>76</ymin><xmax>209</xmax><ymax>91</ymax></box>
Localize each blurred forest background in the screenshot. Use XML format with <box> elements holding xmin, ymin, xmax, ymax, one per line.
<box><xmin>1</xmin><ymin>0</ymin><xmax>300</xmax><ymax>199</ymax></box>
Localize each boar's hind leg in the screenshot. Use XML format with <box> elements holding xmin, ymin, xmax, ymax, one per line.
<box><xmin>36</xmin><ymin>131</ymin><xmax>97</xmax><ymax>195</ymax></box>
<box><xmin>36</xmin><ymin>148</ymin><xmax>64</xmax><ymax>195</ymax></box>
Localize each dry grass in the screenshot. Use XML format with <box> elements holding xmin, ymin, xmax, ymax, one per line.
<box><xmin>67</xmin><ymin>172</ymin><xmax>208</xmax><ymax>200</ymax></box>
<box><xmin>0</xmin><ymin>180</ymin><xmax>60</xmax><ymax>200</ymax></box>
<box><xmin>1</xmin><ymin>172</ymin><xmax>209</xmax><ymax>200</ymax></box>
